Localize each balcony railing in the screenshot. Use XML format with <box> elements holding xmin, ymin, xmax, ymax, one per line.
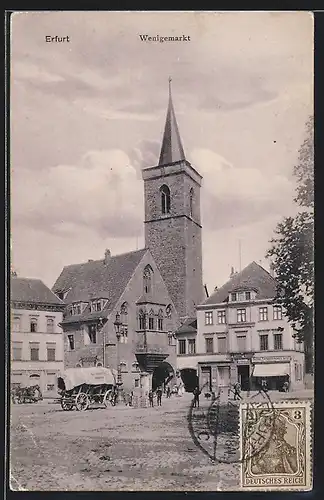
<box><xmin>135</xmin><ymin>331</ymin><xmax>174</xmax><ymax>356</ymax></box>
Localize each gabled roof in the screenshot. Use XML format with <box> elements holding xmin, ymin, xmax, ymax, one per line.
<box><xmin>203</xmin><ymin>262</ymin><xmax>277</xmax><ymax>306</ymax></box>
<box><xmin>175</xmin><ymin>317</ymin><xmax>197</xmax><ymax>334</ymax></box>
<box><xmin>52</xmin><ymin>248</ymin><xmax>147</xmax><ymax>317</ymax></box>
<box><xmin>11</xmin><ymin>277</ymin><xmax>64</xmax><ymax>306</ymax></box>
<box><xmin>158</xmin><ymin>79</ymin><xmax>186</xmax><ymax>166</ymax></box>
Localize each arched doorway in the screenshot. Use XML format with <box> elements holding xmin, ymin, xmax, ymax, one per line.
<box><xmin>180</xmin><ymin>368</ymin><xmax>198</xmax><ymax>393</ymax></box>
<box><xmin>152</xmin><ymin>362</ymin><xmax>175</xmax><ymax>392</ymax></box>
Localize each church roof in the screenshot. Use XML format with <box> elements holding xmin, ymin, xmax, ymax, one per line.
<box><xmin>203</xmin><ymin>262</ymin><xmax>277</xmax><ymax>306</ymax></box>
<box><xmin>158</xmin><ymin>79</ymin><xmax>186</xmax><ymax>166</ymax></box>
<box><xmin>52</xmin><ymin>248</ymin><xmax>147</xmax><ymax>320</ymax></box>
<box><xmin>11</xmin><ymin>277</ymin><xmax>64</xmax><ymax>306</ymax></box>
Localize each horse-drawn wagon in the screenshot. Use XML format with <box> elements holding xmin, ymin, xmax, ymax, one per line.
<box><xmin>11</xmin><ymin>384</ymin><xmax>43</xmax><ymax>404</ymax></box>
<box><xmin>57</xmin><ymin>367</ymin><xmax>117</xmax><ymax>411</ymax></box>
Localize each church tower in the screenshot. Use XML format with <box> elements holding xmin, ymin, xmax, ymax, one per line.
<box><xmin>142</xmin><ymin>80</ymin><xmax>204</xmax><ymax>319</ymax></box>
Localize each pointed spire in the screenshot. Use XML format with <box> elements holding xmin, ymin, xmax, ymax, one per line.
<box><xmin>158</xmin><ymin>78</ymin><xmax>186</xmax><ymax>166</ymax></box>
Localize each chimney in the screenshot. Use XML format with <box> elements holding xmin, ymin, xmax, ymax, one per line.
<box><xmin>269</xmin><ymin>261</ymin><xmax>276</xmax><ymax>278</ymax></box>
<box><xmin>104</xmin><ymin>249</ymin><xmax>111</xmax><ymax>265</ymax></box>
<box><xmin>204</xmin><ymin>284</ymin><xmax>209</xmax><ymax>298</ymax></box>
<box><xmin>230</xmin><ymin>266</ymin><xmax>236</xmax><ymax>278</ymax></box>
<box><xmin>214</xmin><ymin>286</ymin><xmax>218</xmax><ymax>291</ymax></box>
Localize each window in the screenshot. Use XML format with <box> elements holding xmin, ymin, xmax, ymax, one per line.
<box><xmin>273</xmin><ymin>333</ymin><xmax>283</xmax><ymax>350</ymax></box>
<box><xmin>189</xmin><ymin>188</ymin><xmax>194</xmax><ymax>217</ymax></box>
<box><xmin>217</xmin><ymin>310</ymin><xmax>226</xmax><ymax>324</ymax></box>
<box><xmin>217</xmin><ymin>336</ymin><xmax>227</xmax><ymax>353</ymax></box>
<box><xmin>120</xmin><ymin>326</ymin><xmax>128</xmax><ymax>343</ymax></box>
<box><xmin>30</xmin><ymin>318</ymin><xmax>38</xmax><ymax>332</ymax></box>
<box><xmin>237</xmin><ymin>309</ymin><xmax>246</xmax><ymax>323</ymax></box>
<box><xmin>120</xmin><ymin>361</ymin><xmax>127</xmax><ymax>372</ymax></box>
<box><xmin>295</xmin><ymin>363</ymin><xmax>302</xmax><ymax>381</ymax></box>
<box><xmin>231</xmin><ymin>293</ymin><xmax>237</xmax><ymax>302</ymax></box>
<box><xmin>205</xmin><ymin>337</ymin><xmax>214</xmax><ymax>354</ymax></box>
<box><xmin>157</xmin><ymin>309</ymin><xmax>163</xmax><ymax>331</ymax></box>
<box><xmin>259</xmin><ymin>307</ymin><xmax>268</xmax><ymax>321</ymax></box>
<box><xmin>88</xmin><ymin>325</ymin><xmax>97</xmax><ymax>344</ymax></box>
<box><xmin>30</xmin><ymin>347</ymin><xmax>39</xmax><ymax>361</ymax></box>
<box><xmin>260</xmin><ymin>334</ymin><xmax>268</xmax><ymax>351</ymax></box>
<box><xmin>143</xmin><ymin>265</ymin><xmax>153</xmax><ymax>294</ymax></box>
<box><xmin>245</xmin><ymin>291</ymin><xmax>251</xmax><ymax>300</ymax></box>
<box><xmin>12</xmin><ymin>343</ymin><xmax>22</xmax><ymax>361</ymax></box>
<box><xmin>138</xmin><ymin>310</ymin><xmax>146</xmax><ymax>330</ymax></box>
<box><xmin>47</xmin><ymin>384</ymin><xmax>55</xmax><ymax>391</ymax></box>
<box><xmin>236</xmin><ymin>335</ymin><xmax>247</xmax><ymax>352</ymax></box>
<box><xmin>148</xmin><ymin>310</ymin><xmax>155</xmax><ymax>330</ymax></box>
<box><xmin>68</xmin><ymin>334</ymin><xmax>75</xmax><ymax>351</ymax></box>
<box><xmin>91</xmin><ymin>300</ymin><xmax>102</xmax><ymax>312</ymax></box>
<box><xmin>12</xmin><ymin>316</ymin><xmax>21</xmax><ymax>332</ymax></box>
<box><xmin>273</xmin><ymin>305</ymin><xmax>283</xmax><ymax>320</ymax></box>
<box><xmin>46</xmin><ymin>318</ymin><xmax>54</xmax><ymax>333</ymax></box>
<box><xmin>47</xmin><ymin>347</ymin><xmax>56</xmax><ymax>361</ymax></box>
<box><xmin>134</xmin><ymin>379</ymin><xmax>140</xmax><ymax>388</ymax></box>
<box><xmin>178</xmin><ymin>339</ymin><xmax>186</xmax><ymax>355</ymax></box>
<box><xmin>166</xmin><ymin>304</ymin><xmax>172</xmax><ymax>318</ymax></box>
<box><xmin>160</xmin><ymin>184</ymin><xmax>171</xmax><ymax>214</ymax></box>
<box><xmin>72</xmin><ymin>303</ymin><xmax>82</xmax><ymax>315</ymax></box>
<box><xmin>188</xmin><ymin>339</ymin><xmax>196</xmax><ymax>354</ymax></box>
<box><xmin>205</xmin><ymin>311</ymin><xmax>213</xmax><ymax>325</ymax></box>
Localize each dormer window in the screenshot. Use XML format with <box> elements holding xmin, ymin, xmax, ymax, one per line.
<box><xmin>90</xmin><ymin>299</ymin><xmax>104</xmax><ymax>313</ymax></box>
<box><xmin>230</xmin><ymin>291</ymin><xmax>254</xmax><ymax>302</ymax></box>
<box><xmin>72</xmin><ymin>302</ymin><xmax>82</xmax><ymax>315</ymax></box>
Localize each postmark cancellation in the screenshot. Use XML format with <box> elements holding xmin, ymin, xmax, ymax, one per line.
<box><xmin>240</xmin><ymin>400</ymin><xmax>312</xmax><ymax>491</ymax></box>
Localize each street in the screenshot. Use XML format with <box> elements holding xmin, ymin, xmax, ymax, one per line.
<box><xmin>10</xmin><ymin>390</ymin><xmax>313</xmax><ymax>491</ymax></box>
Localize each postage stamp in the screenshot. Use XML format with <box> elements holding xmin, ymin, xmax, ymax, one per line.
<box><xmin>240</xmin><ymin>400</ymin><xmax>312</xmax><ymax>491</ymax></box>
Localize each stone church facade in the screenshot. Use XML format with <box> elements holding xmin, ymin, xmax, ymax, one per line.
<box><xmin>52</xmin><ymin>81</ymin><xmax>204</xmax><ymax>391</ymax></box>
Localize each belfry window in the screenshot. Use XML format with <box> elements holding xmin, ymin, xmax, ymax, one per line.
<box><xmin>160</xmin><ymin>185</ymin><xmax>171</xmax><ymax>214</ymax></box>
<box><xmin>189</xmin><ymin>188</ymin><xmax>194</xmax><ymax>217</ymax></box>
<box><xmin>143</xmin><ymin>265</ymin><xmax>153</xmax><ymax>294</ymax></box>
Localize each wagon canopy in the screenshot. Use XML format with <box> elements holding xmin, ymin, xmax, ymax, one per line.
<box><xmin>57</xmin><ymin>367</ymin><xmax>117</xmax><ymax>391</ymax></box>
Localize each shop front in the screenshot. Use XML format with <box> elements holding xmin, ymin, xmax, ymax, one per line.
<box><xmin>251</xmin><ymin>354</ymin><xmax>304</xmax><ymax>391</ymax></box>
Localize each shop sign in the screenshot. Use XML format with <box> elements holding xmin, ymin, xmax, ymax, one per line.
<box><xmin>252</xmin><ymin>356</ymin><xmax>291</xmax><ymax>363</ymax></box>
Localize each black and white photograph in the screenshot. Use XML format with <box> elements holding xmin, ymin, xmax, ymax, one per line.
<box><xmin>9</xmin><ymin>11</ymin><xmax>314</xmax><ymax>491</ymax></box>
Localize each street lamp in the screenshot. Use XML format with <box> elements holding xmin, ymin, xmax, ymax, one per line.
<box><xmin>113</xmin><ymin>311</ymin><xmax>126</xmax><ymax>404</ymax></box>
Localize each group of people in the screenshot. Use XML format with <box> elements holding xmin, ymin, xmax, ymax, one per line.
<box><xmin>148</xmin><ymin>387</ymin><xmax>163</xmax><ymax>407</ymax></box>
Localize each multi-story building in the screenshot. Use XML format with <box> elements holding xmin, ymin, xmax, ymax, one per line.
<box><xmin>52</xmin><ymin>81</ymin><xmax>204</xmax><ymax>392</ymax></box>
<box><xmin>11</xmin><ymin>276</ymin><xmax>65</xmax><ymax>397</ymax></box>
<box><xmin>176</xmin><ymin>262</ymin><xmax>305</xmax><ymax>392</ymax></box>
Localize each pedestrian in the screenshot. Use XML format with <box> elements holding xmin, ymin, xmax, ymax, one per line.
<box><xmin>156</xmin><ymin>387</ymin><xmax>162</xmax><ymax>406</ymax></box>
<box><xmin>148</xmin><ymin>390</ymin><xmax>154</xmax><ymax>407</ymax></box>
<box><xmin>193</xmin><ymin>386</ymin><xmax>200</xmax><ymax>408</ymax></box>
<box><xmin>166</xmin><ymin>386</ymin><xmax>171</xmax><ymax>398</ymax></box>
<box><xmin>233</xmin><ymin>382</ymin><xmax>241</xmax><ymax>400</ymax></box>
<box><xmin>261</xmin><ymin>379</ymin><xmax>268</xmax><ymax>392</ymax></box>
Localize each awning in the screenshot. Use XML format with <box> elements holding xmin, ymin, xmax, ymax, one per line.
<box><xmin>252</xmin><ymin>363</ymin><xmax>290</xmax><ymax>377</ymax></box>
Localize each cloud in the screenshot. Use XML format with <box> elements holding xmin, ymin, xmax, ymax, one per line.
<box><xmin>189</xmin><ymin>148</ymin><xmax>294</xmax><ymax>229</ymax></box>
<box><xmin>11</xmin><ymin>149</ymin><xmax>144</xmax><ymax>239</ymax></box>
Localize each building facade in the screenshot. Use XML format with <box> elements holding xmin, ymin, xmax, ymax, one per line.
<box><xmin>176</xmin><ymin>262</ymin><xmax>305</xmax><ymax>392</ymax></box>
<box><xmin>53</xmin><ymin>249</ymin><xmax>179</xmax><ymax>392</ymax></box>
<box><xmin>11</xmin><ymin>276</ymin><xmax>65</xmax><ymax>397</ymax></box>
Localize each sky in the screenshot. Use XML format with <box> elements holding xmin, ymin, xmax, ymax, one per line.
<box><xmin>10</xmin><ymin>11</ymin><xmax>313</xmax><ymax>293</ymax></box>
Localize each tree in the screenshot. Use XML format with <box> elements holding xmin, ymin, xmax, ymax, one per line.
<box><xmin>266</xmin><ymin>116</ymin><xmax>314</xmax><ymax>373</ymax></box>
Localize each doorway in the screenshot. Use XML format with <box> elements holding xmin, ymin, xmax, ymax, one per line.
<box><xmin>238</xmin><ymin>365</ymin><xmax>250</xmax><ymax>391</ymax></box>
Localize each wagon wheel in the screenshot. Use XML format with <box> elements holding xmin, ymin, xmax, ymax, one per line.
<box><xmin>61</xmin><ymin>399</ymin><xmax>74</xmax><ymax>411</ymax></box>
<box><xmin>103</xmin><ymin>389</ymin><xmax>113</xmax><ymax>407</ymax></box>
<box><xmin>75</xmin><ymin>392</ymin><xmax>89</xmax><ymax>411</ymax></box>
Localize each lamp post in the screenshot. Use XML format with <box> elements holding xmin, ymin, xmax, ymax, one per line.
<box><xmin>113</xmin><ymin>311</ymin><xmax>126</xmax><ymax>404</ymax></box>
